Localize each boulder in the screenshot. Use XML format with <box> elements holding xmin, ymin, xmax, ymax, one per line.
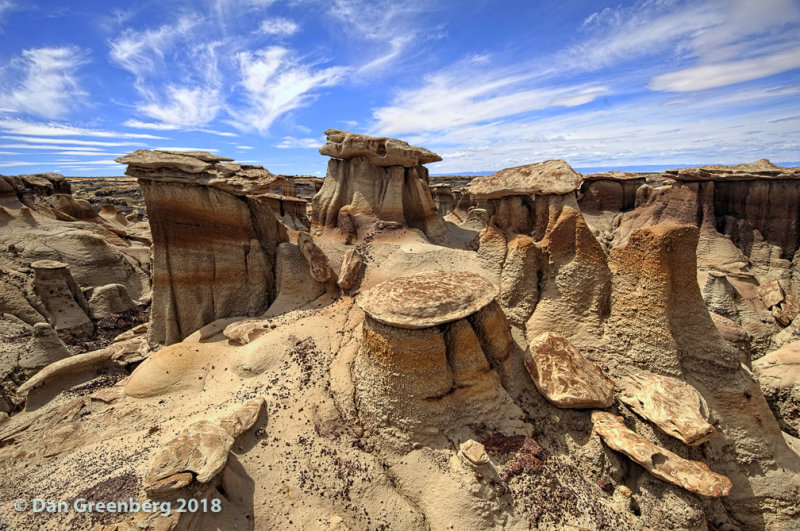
<box><xmin>524</xmin><ymin>332</ymin><xmax>614</xmax><ymax>409</ymax></box>
<box><xmin>759</xmin><ymin>279</ymin><xmax>785</xmax><ymax>309</ymax></box>
<box><xmin>319</xmin><ymin>128</ymin><xmax>441</xmax><ymax>167</ymax></box>
<box><xmin>467</xmin><ymin>160</ymin><xmax>582</xmax><ymax>199</ymax></box>
<box><xmin>618</xmin><ymin>371</ymin><xmax>716</xmax><ymax>445</ymax></box>
<box><xmin>592</xmin><ymin>411</ymin><xmax>732</xmax><ymax>497</ymax></box>
<box><xmin>753</xmin><ymin>342</ymin><xmax>800</xmax><ymax>436</ymax></box>
<box><xmin>219</xmin><ymin>397</ymin><xmax>266</xmax><ymax>438</ymax></box>
<box><xmin>144</xmin><ymin>420</ymin><xmax>234</xmax><ymax>496</ymax></box>
<box><xmin>337</xmin><ymin>248</ymin><xmax>363</xmax><ymax>290</ymax></box>
<box><xmin>87</xmin><ymin>283</ymin><xmax>138</xmax><ymax>319</ymax></box>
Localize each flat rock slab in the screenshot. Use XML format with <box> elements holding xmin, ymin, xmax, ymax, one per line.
<box><xmin>758</xmin><ymin>279</ymin><xmax>785</xmax><ymax>309</ymax></box>
<box><xmin>524</xmin><ymin>332</ymin><xmax>614</xmax><ymax>408</ymax></box>
<box><xmin>357</xmin><ymin>271</ymin><xmax>498</xmax><ymax>329</ymax></box>
<box><xmin>298</xmin><ymin>233</ymin><xmax>332</xmax><ymax>283</ymax></box>
<box><xmin>468</xmin><ymin>160</ymin><xmax>582</xmax><ymax>198</ymax></box>
<box><xmin>219</xmin><ymin>398</ymin><xmax>266</xmax><ymax>438</ymax></box>
<box><xmin>145</xmin><ymin>420</ymin><xmax>234</xmax><ymax>496</ymax></box>
<box><xmin>337</xmin><ymin>248</ymin><xmax>363</xmax><ymax>290</ymax></box>
<box><xmin>592</xmin><ymin>411</ymin><xmax>732</xmax><ymax>498</ymax></box>
<box><xmin>619</xmin><ymin>371</ymin><xmax>715</xmax><ymax>446</ymax></box>
<box><xmin>666</xmin><ymin>159</ymin><xmax>800</xmax><ymax>181</ymax></box>
<box><xmin>319</xmin><ymin>129</ymin><xmax>441</xmax><ymax>167</ymax></box>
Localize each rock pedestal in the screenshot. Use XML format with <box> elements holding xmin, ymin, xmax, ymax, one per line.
<box><xmin>116</xmin><ymin>150</ymin><xmax>293</xmax><ymax>345</ymax></box>
<box><xmin>311</xmin><ymin>130</ymin><xmax>449</xmax><ymax>245</ymax></box>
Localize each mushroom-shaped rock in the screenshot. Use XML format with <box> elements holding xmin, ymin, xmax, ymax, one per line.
<box><xmin>753</xmin><ymin>341</ymin><xmax>800</xmax><ymax>436</ymax></box>
<box><xmin>666</xmin><ymin>159</ymin><xmax>800</xmax><ymax>181</ymax></box>
<box><xmin>312</xmin><ymin>130</ymin><xmax>448</xmax><ymax>245</ymax></box>
<box><xmin>144</xmin><ymin>420</ymin><xmax>234</xmax><ymax>496</ymax></box>
<box><xmin>354</xmin><ymin>271</ymin><xmax>527</xmax><ymax>446</ymax></box>
<box><xmin>618</xmin><ymin>371</ymin><xmax>716</xmax><ymax>446</ymax></box>
<box><xmin>591</xmin><ymin>411</ymin><xmax>732</xmax><ymax>497</ymax></box>
<box><xmin>319</xmin><ymin>129</ymin><xmax>442</xmax><ymax>167</ymax></box>
<box><xmin>459</xmin><ymin>439</ymin><xmax>490</xmax><ymax>466</ymax></box>
<box><xmin>524</xmin><ymin>332</ymin><xmax>614</xmax><ymax>408</ymax></box>
<box><xmin>357</xmin><ymin>271</ymin><xmax>499</xmax><ymax>329</ymax></box>
<box><xmin>337</xmin><ymin>248</ymin><xmax>363</xmax><ymax>290</ymax></box>
<box><xmin>468</xmin><ymin>160</ymin><xmax>582</xmax><ymax>199</ymax></box>
<box><xmin>31</xmin><ymin>260</ymin><xmax>93</xmax><ymax>337</ymax></box>
<box><xmin>297</xmin><ymin>232</ymin><xmax>332</xmax><ymax>283</ymax></box>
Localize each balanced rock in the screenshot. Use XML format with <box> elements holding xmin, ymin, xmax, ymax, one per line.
<box><xmin>753</xmin><ymin>341</ymin><xmax>800</xmax><ymax>437</ymax></box>
<box><xmin>524</xmin><ymin>332</ymin><xmax>613</xmax><ymax>408</ymax></box>
<box><xmin>357</xmin><ymin>271</ymin><xmax>499</xmax><ymax>329</ymax></box>
<box><xmin>592</xmin><ymin>412</ymin><xmax>732</xmax><ymax>497</ymax></box>
<box><xmin>666</xmin><ymin>159</ymin><xmax>800</xmax><ymax>182</ymax></box>
<box><xmin>319</xmin><ymin>129</ymin><xmax>441</xmax><ymax>167</ymax></box>
<box><xmin>354</xmin><ymin>271</ymin><xmax>526</xmax><ymax>445</ymax></box>
<box><xmin>117</xmin><ymin>150</ymin><xmax>292</xmax><ymax>345</ymax></box>
<box><xmin>312</xmin><ymin>130</ymin><xmax>448</xmax><ymax>245</ymax></box>
<box><xmin>618</xmin><ymin>371</ymin><xmax>716</xmax><ymax>445</ymax></box>
<box><xmin>468</xmin><ymin>159</ymin><xmax>582</xmax><ymax>199</ymax></box>
<box><xmin>30</xmin><ymin>260</ymin><xmax>93</xmax><ymax>337</ymax></box>
<box><xmin>145</xmin><ymin>420</ymin><xmax>234</xmax><ymax>496</ymax></box>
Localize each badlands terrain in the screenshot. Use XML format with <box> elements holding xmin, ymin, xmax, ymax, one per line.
<box><xmin>0</xmin><ymin>130</ymin><xmax>799</xmax><ymax>530</ymax></box>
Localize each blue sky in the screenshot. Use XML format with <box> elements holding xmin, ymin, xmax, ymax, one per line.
<box><xmin>0</xmin><ymin>0</ymin><xmax>799</xmax><ymax>176</ymax></box>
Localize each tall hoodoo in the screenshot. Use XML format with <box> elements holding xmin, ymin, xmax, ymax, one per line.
<box><xmin>311</xmin><ymin>129</ymin><xmax>449</xmax><ymax>245</ymax></box>
<box><xmin>116</xmin><ymin>150</ymin><xmax>296</xmax><ymax>345</ymax></box>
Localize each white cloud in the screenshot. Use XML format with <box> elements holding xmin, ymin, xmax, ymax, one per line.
<box><xmin>372</xmin><ymin>57</ymin><xmax>609</xmax><ymax>136</ymax></box>
<box><xmin>258</xmin><ymin>17</ymin><xmax>299</xmax><ymax>36</ymax></box>
<box><xmin>236</xmin><ymin>145</ymin><xmax>254</xmax><ymax>149</ymax></box>
<box><xmin>0</xmin><ymin>119</ymin><xmax>166</xmax><ymax>139</ymax></box>
<box><xmin>650</xmin><ymin>47</ymin><xmax>800</xmax><ymax>91</ymax></box>
<box><xmin>231</xmin><ymin>47</ymin><xmax>347</xmax><ymax>133</ymax></box>
<box><xmin>124</xmin><ymin>119</ymin><xmax>238</xmax><ymax>137</ymax></box>
<box><xmin>0</xmin><ymin>47</ymin><xmax>87</xmax><ymax>119</ymax></box>
<box><xmin>1</xmin><ymin>135</ymin><xmax>140</xmax><ymax>147</ymax></box>
<box><xmin>151</xmin><ymin>147</ymin><xmax>220</xmax><ymax>152</ymax></box>
<box><xmin>139</xmin><ymin>85</ymin><xmax>222</xmax><ymax>128</ymax></box>
<box><xmin>276</xmin><ymin>136</ymin><xmax>321</xmax><ymax>148</ymax></box>
<box><xmin>0</xmin><ymin>0</ymin><xmax>16</xmax><ymax>23</ymax></box>
<box><xmin>0</xmin><ymin>143</ymin><xmax>104</xmax><ymax>150</ymax></box>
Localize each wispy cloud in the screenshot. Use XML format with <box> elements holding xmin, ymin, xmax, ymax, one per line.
<box><xmin>0</xmin><ymin>119</ymin><xmax>166</xmax><ymax>139</ymax></box>
<box><xmin>124</xmin><ymin>119</ymin><xmax>238</xmax><ymax>137</ymax></box>
<box><xmin>231</xmin><ymin>46</ymin><xmax>347</xmax><ymax>133</ymax></box>
<box><xmin>0</xmin><ymin>47</ymin><xmax>87</xmax><ymax>118</ymax></box>
<box><xmin>1</xmin><ymin>135</ymin><xmax>140</xmax><ymax>147</ymax></box>
<box><xmin>258</xmin><ymin>17</ymin><xmax>299</xmax><ymax>36</ymax></box>
<box><xmin>236</xmin><ymin>145</ymin><xmax>254</xmax><ymax>149</ymax></box>
<box><xmin>276</xmin><ymin>136</ymin><xmax>320</xmax><ymax>148</ymax></box>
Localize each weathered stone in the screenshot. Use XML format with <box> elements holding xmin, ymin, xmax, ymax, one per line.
<box><xmin>31</xmin><ymin>259</ymin><xmax>93</xmax><ymax>336</ymax></box>
<box><xmin>337</xmin><ymin>248</ymin><xmax>363</xmax><ymax>290</ymax></box>
<box><xmin>524</xmin><ymin>332</ymin><xmax>614</xmax><ymax>408</ymax></box>
<box><xmin>87</xmin><ymin>283</ymin><xmax>138</xmax><ymax>319</ymax></box>
<box><xmin>753</xmin><ymin>342</ymin><xmax>800</xmax><ymax>437</ymax></box>
<box><xmin>666</xmin><ymin>159</ymin><xmax>800</xmax><ymax>182</ymax></box>
<box><xmin>297</xmin><ymin>232</ymin><xmax>332</xmax><ymax>283</ymax></box>
<box><xmin>619</xmin><ymin>371</ymin><xmax>716</xmax><ymax>446</ymax></box>
<box><xmin>219</xmin><ymin>397</ymin><xmax>266</xmax><ymax>438</ymax></box>
<box><xmin>144</xmin><ymin>420</ymin><xmax>234</xmax><ymax>496</ymax></box>
<box><xmin>17</xmin><ymin>323</ymin><xmax>72</xmax><ymax>372</ymax></box>
<box><xmin>773</xmin><ymin>295</ymin><xmax>799</xmax><ymax>326</ymax></box>
<box><xmin>357</xmin><ymin>271</ymin><xmax>499</xmax><ymax>329</ymax></box>
<box><xmin>319</xmin><ymin>129</ymin><xmax>442</xmax><ymax>167</ymax></box>
<box><xmin>592</xmin><ymin>411</ymin><xmax>732</xmax><ymax>497</ymax></box>
<box><xmin>759</xmin><ymin>279</ymin><xmax>785</xmax><ymax>309</ymax></box>
<box><xmin>468</xmin><ymin>160</ymin><xmax>582</xmax><ymax>199</ymax></box>
<box><xmin>459</xmin><ymin>439</ymin><xmax>490</xmax><ymax>466</ymax></box>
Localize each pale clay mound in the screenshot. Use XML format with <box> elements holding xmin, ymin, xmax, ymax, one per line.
<box><xmin>0</xmin><ymin>141</ymin><xmax>799</xmax><ymax>531</ymax></box>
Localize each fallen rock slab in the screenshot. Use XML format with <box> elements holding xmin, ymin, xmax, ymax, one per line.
<box><xmin>337</xmin><ymin>248</ymin><xmax>363</xmax><ymax>290</ymax></box>
<box><xmin>524</xmin><ymin>332</ymin><xmax>614</xmax><ymax>408</ymax></box>
<box><xmin>753</xmin><ymin>341</ymin><xmax>800</xmax><ymax>436</ymax></box>
<box><xmin>298</xmin><ymin>232</ymin><xmax>332</xmax><ymax>283</ymax></box>
<box><xmin>592</xmin><ymin>411</ymin><xmax>732</xmax><ymax>497</ymax></box>
<box><xmin>219</xmin><ymin>397</ymin><xmax>266</xmax><ymax>438</ymax></box>
<box><xmin>145</xmin><ymin>420</ymin><xmax>234</xmax><ymax>496</ymax></box>
<box><xmin>619</xmin><ymin>371</ymin><xmax>716</xmax><ymax>446</ymax></box>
